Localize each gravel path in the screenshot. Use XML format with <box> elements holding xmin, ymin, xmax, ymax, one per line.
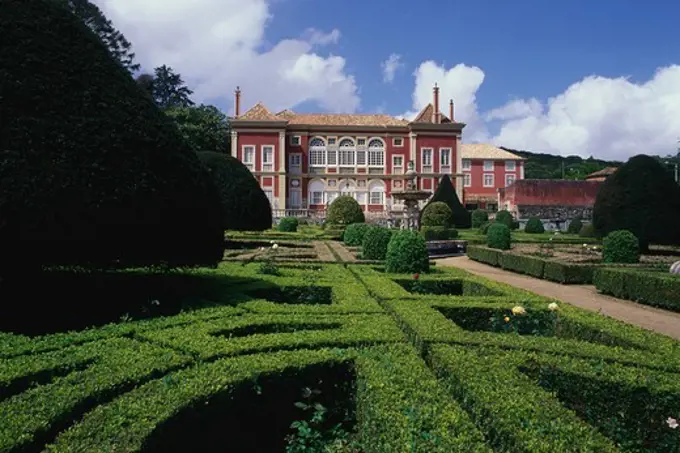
<box><xmin>437</xmin><ymin>256</ymin><xmax>680</xmax><ymax>341</ymax></box>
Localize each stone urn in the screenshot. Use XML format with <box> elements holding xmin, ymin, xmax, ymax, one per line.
<box><xmin>671</xmin><ymin>261</ymin><xmax>680</xmax><ymax>275</ymax></box>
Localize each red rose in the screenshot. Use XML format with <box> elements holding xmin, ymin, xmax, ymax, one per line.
<box><xmin>413</xmin><ymin>273</ymin><xmax>420</xmax><ymax>280</ymax></box>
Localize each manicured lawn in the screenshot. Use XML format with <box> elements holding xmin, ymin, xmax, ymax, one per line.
<box><xmin>2</xmin><ymin>258</ymin><xmax>679</xmax><ymax>452</ymax></box>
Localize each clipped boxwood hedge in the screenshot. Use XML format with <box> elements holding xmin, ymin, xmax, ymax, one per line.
<box><xmin>343</xmin><ymin>223</ymin><xmax>370</xmax><ymax>246</ymax></box>
<box><xmin>420</xmin><ymin>226</ymin><xmax>458</xmax><ymax>241</ymax></box>
<box><xmin>385</xmin><ymin>230</ymin><xmax>429</xmax><ymax>274</ymax></box>
<box><xmin>362</xmin><ymin>226</ymin><xmax>393</xmax><ymax>260</ymax></box>
<box><xmin>277</xmin><ymin>217</ymin><xmax>299</xmax><ymax>233</ymax></box>
<box><xmin>593</xmin><ymin>268</ymin><xmax>680</xmax><ymax>312</ymax></box>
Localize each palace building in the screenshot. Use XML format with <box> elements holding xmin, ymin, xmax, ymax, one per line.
<box><xmin>229</xmin><ymin>85</ymin><xmax>524</xmax><ymax>217</ymax></box>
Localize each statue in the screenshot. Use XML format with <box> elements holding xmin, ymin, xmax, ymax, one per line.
<box><xmin>392</xmin><ymin>160</ymin><xmax>430</xmax><ymax>230</ymax></box>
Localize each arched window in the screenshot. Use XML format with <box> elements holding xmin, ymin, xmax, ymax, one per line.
<box><xmin>368</xmin><ymin>139</ymin><xmax>385</xmax><ymax>167</ymax></box>
<box><xmin>368</xmin><ymin>180</ymin><xmax>385</xmax><ymax>205</ymax></box>
<box><xmin>338</xmin><ymin>138</ymin><xmax>355</xmax><ymax>166</ymax></box>
<box><xmin>308</xmin><ymin>180</ymin><xmax>325</xmax><ymax>206</ymax></box>
<box><xmin>309</xmin><ymin>138</ymin><xmax>326</xmax><ymax>166</ymax></box>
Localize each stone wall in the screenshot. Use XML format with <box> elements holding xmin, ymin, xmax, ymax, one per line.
<box><xmin>517</xmin><ymin>205</ymin><xmax>593</xmax><ymax>221</ymax></box>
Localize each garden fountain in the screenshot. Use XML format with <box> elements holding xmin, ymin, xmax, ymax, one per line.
<box><xmin>391</xmin><ymin>160</ymin><xmax>431</xmax><ymax>230</ymax></box>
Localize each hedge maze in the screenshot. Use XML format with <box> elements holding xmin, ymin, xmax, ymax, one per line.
<box><xmin>2</xmin><ymin>263</ymin><xmax>679</xmax><ymax>452</ymax></box>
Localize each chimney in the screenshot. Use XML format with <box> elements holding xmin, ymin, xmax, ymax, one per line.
<box><xmin>449</xmin><ymin>99</ymin><xmax>454</xmax><ymax>122</ymax></box>
<box><xmin>433</xmin><ymin>83</ymin><xmax>440</xmax><ymax>124</ymax></box>
<box><xmin>234</xmin><ymin>86</ymin><xmax>241</xmax><ymax>117</ymax></box>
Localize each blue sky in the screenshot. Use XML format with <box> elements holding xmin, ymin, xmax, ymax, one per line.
<box><xmin>265</xmin><ymin>0</ymin><xmax>680</xmax><ymax>115</ymax></box>
<box><xmin>101</xmin><ymin>0</ymin><xmax>680</xmax><ymax>159</ymax></box>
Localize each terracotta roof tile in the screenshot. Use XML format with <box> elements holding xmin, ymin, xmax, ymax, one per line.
<box><xmin>285</xmin><ymin>113</ymin><xmax>409</xmax><ymax>127</ymax></box>
<box><xmin>461</xmin><ymin>144</ymin><xmax>524</xmax><ymax>160</ymax></box>
<box><xmin>411</xmin><ymin>103</ymin><xmax>453</xmax><ymax>123</ymax></box>
<box><xmin>238</xmin><ymin>102</ymin><xmax>280</xmax><ymax>121</ymax></box>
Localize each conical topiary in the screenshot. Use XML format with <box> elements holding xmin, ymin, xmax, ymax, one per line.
<box><xmin>420</xmin><ymin>175</ymin><xmax>471</xmax><ymax>228</ymax></box>
<box><xmin>0</xmin><ymin>0</ymin><xmax>225</xmax><ymax>272</ymax></box>
<box><xmin>593</xmin><ymin>155</ymin><xmax>680</xmax><ymax>250</ymax></box>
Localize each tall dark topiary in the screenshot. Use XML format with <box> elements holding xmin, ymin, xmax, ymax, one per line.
<box><xmin>197</xmin><ymin>152</ymin><xmax>272</xmax><ymax>231</ymax></box>
<box><xmin>593</xmin><ymin>154</ymin><xmax>680</xmax><ymax>250</ymax></box>
<box><xmin>0</xmin><ymin>0</ymin><xmax>225</xmax><ymax>272</ymax></box>
<box><xmin>420</xmin><ymin>175</ymin><xmax>471</xmax><ymax>228</ymax></box>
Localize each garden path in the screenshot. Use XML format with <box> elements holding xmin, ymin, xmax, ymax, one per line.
<box><xmin>438</xmin><ymin>256</ymin><xmax>680</xmax><ymax>341</ymax></box>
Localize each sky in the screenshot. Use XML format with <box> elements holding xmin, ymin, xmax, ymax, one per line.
<box><xmin>95</xmin><ymin>0</ymin><xmax>680</xmax><ymax>161</ymax></box>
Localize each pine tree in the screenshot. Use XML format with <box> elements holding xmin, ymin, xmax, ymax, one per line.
<box><xmin>58</xmin><ymin>0</ymin><xmax>139</xmax><ymax>72</ymax></box>
<box><xmin>150</xmin><ymin>65</ymin><xmax>195</xmax><ymax>109</ymax></box>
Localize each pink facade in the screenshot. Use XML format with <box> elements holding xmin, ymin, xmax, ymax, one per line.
<box><xmin>229</xmin><ymin>86</ymin><xmax>523</xmax><ymax>214</ymax></box>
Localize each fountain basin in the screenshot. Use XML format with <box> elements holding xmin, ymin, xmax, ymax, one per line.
<box><xmin>427</xmin><ymin>240</ymin><xmax>468</xmax><ymax>258</ymax></box>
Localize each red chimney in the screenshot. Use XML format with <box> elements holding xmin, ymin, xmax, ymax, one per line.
<box><xmin>234</xmin><ymin>86</ymin><xmax>241</xmax><ymax>117</ymax></box>
<box><xmin>433</xmin><ymin>83</ymin><xmax>440</xmax><ymax>124</ymax></box>
<box><xmin>449</xmin><ymin>99</ymin><xmax>454</xmax><ymax>122</ymax></box>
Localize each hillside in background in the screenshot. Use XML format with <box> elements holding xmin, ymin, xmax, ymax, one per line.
<box><xmin>501</xmin><ymin>147</ymin><xmax>623</xmax><ymax>180</ymax></box>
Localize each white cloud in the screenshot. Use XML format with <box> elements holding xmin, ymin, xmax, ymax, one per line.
<box><xmin>485</xmin><ymin>98</ymin><xmax>542</xmax><ymax>121</ymax></box>
<box><xmin>381</xmin><ymin>53</ymin><xmax>403</xmax><ymax>83</ymax></box>
<box><xmin>401</xmin><ymin>61</ymin><xmax>489</xmax><ymax>141</ymax></box>
<box><xmin>303</xmin><ymin>28</ymin><xmax>341</xmax><ymax>46</ymax></box>
<box><xmin>490</xmin><ymin>66</ymin><xmax>680</xmax><ymax>160</ymax></box>
<box><xmin>94</xmin><ymin>0</ymin><xmax>360</xmax><ymax>113</ymax></box>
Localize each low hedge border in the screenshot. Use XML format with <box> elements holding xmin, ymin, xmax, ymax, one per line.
<box><xmin>594</xmin><ymin>268</ymin><xmax>680</xmax><ymax>312</ymax></box>
<box><xmin>136</xmin><ymin>313</ymin><xmax>405</xmax><ymax>360</ymax></box>
<box><xmin>0</xmin><ymin>338</ymin><xmax>191</xmax><ymax>453</ymax></box>
<box><xmin>468</xmin><ymin>245</ymin><xmax>662</xmax><ymax>285</ymax></box>
<box><xmin>46</xmin><ymin>345</ymin><xmax>492</xmax><ymax>453</ymax></box>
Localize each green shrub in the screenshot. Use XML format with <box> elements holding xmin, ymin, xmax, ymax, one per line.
<box><xmin>198</xmin><ymin>152</ymin><xmax>272</xmax><ymax>231</ymax></box>
<box><xmin>478</xmin><ymin>222</ymin><xmax>491</xmax><ymax>235</ymax></box>
<box><xmin>420</xmin><ymin>175</ymin><xmax>471</xmax><ymax>228</ymax></box>
<box><xmin>466</xmin><ymin>246</ymin><xmax>502</xmax><ymax>267</ymax></box>
<box><xmin>494</xmin><ymin>210</ymin><xmax>514</xmax><ymax>229</ymax></box>
<box><xmin>343</xmin><ymin>223</ymin><xmax>370</xmax><ymax>246</ymax></box>
<box><xmin>385</xmin><ymin>230</ymin><xmax>430</xmax><ymax>274</ymax></box>
<box><xmin>567</xmin><ymin>217</ymin><xmax>583</xmax><ymax>234</ymax></box>
<box><xmin>327</xmin><ymin>196</ymin><xmax>365</xmax><ymax>225</ymax></box>
<box><xmin>499</xmin><ymin>253</ymin><xmax>545</xmax><ymax>278</ymax></box>
<box><xmin>487</xmin><ymin>223</ymin><xmax>511</xmax><ymax>250</ymax></box>
<box><xmin>471</xmin><ymin>209</ymin><xmax>489</xmax><ymax>228</ymax></box>
<box><xmin>524</xmin><ymin>217</ymin><xmax>545</xmax><ymax>234</ymax></box>
<box><xmin>594</xmin><ymin>268</ymin><xmax>680</xmax><ymax>312</ymax></box>
<box><xmin>362</xmin><ymin>226</ymin><xmax>393</xmax><ymax>260</ymax></box>
<box><xmin>277</xmin><ymin>217</ymin><xmax>298</xmax><ymax>233</ymax></box>
<box><xmin>579</xmin><ymin>223</ymin><xmax>596</xmax><ymax>238</ymax></box>
<box><xmin>593</xmin><ymin>155</ymin><xmax>680</xmax><ymax>250</ymax></box>
<box><xmin>0</xmin><ymin>0</ymin><xmax>226</xmax><ymax>271</ymax></box>
<box><xmin>421</xmin><ymin>227</ymin><xmax>459</xmax><ymax>241</ymax></box>
<box><xmin>421</xmin><ymin>202</ymin><xmax>452</xmax><ymax>227</ymax></box>
<box><xmin>602</xmin><ymin>230</ymin><xmax>639</xmax><ymax>264</ymax></box>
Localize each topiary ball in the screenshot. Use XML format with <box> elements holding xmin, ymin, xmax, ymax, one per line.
<box><xmin>327</xmin><ymin>196</ymin><xmax>365</xmax><ymax>225</ymax></box>
<box><xmin>278</xmin><ymin>217</ymin><xmax>298</xmax><ymax>232</ymax></box>
<box><xmin>524</xmin><ymin>217</ymin><xmax>545</xmax><ymax>234</ymax></box>
<box><xmin>471</xmin><ymin>209</ymin><xmax>489</xmax><ymax>228</ymax></box>
<box><xmin>362</xmin><ymin>226</ymin><xmax>393</xmax><ymax>260</ymax></box>
<box><xmin>494</xmin><ymin>210</ymin><xmax>514</xmax><ymax>229</ymax></box>
<box><xmin>567</xmin><ymin>217</ymin><xmax>583</xmax><ymax>235</ymax></box>
<box><xmin>579</xmin><ymin>223</ymin><xmax>596</xmax><ymax>238</ymax></box>
<box><xmin>385</xmin><ymin>230</ymin><xmax>430</xmax><ymax>273</ymax></box>
<box><xmin>343</xmin><ymin>223</ymin><xmax>370</xmax><ymax>246</ymax></box>
<box><xmin>603</xmin><ymin>230</ymin><xmax>639</xmax><ymax>264</ymax></box>
<box><xmin>421</xmin><ymin>201</ymin><xmax>452</xmax><ymax>227</ymax></box>
<box><xmin>487</xmin><ymin>223</ymin><xmax>511</xmax><ymax>250</ymax></box>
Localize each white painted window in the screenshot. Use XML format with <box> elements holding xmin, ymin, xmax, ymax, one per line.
<box><xmin>311</xmin><ymin>192</ymin><xmax>323</xmax><ymax>204</ymax></box>
<box><xmin>357</xmin><ymin>138</ymin><xmax>366</xmax><ymax>146</ymax></box>
<box><xmin>263</xmin><ymin>190</ymin><xmax>274</xmax><ymax>206</ymax></box>
<box><xmin>462</xmin><ymin>159</ymin><xmax>471</xmax><ymax>171</ymax></box>
<box><xmin>483</xmin><ymin>160</ymin><xmax>494</xmax><ymax>171</ymax></box>
<box><xmin>289</xmin><ymin>190</ymin><xmax>301</xmax><ymax>208</ymax></box>
<box><xmin>326</xmin><ymin>192</ymin><xmax>338</xmax><ymax>204</ymax></box>
<box><xmin>392</xmin><ymin>155</ymin><xmax>404</xmax><ymax>174</ymax></box>
<box><xmin>262</xmin><ymin>146</ymin><xmax>274</xmax><ymax>172</ymax></box>
<box><xmin>309</xmin><ymin>138</ymin><xmax>326</xmax><ymax>166</ymax></box>
<box><xmin>309</xmin><ymin>180</ymin><xmax>325</xmax><ymax>205</ymax></box>
<box><xmin>369</xmin><ymin>191</ymin><xmax>383</xmax><ymax>205</ymax></box>
<box><xmin>440</xmin><ymin>148</ymin><xmax>451</xmax><ymax>166</ymax></box>
<box><xmin>505</xmin><ymin>174</ymin><xmax>516</xmax><ymax>187</ymax></box>
<box><xmin>393</xmin><ymin>137</ymin><xmax>404</xmax><ymax>147</ymax></box>
<box><xmin>368</xmin><ymin>139</ymin><xmax>385</xmax><ymax>166</ymax></box>
<box><xmin>327</xmin><ymin>137</ymin><xmax>337</xmax><ymax>145</ymax></box>
<box><xmin>356</xmin><ymin>192</ymin><xmax>367</xmax><ymax>204</ymax></box>
<box><xmin>290</xmin><ymin>135</ymin><xmax>301</xmax><ymax>146</ymax></box>
<box><xmin>338</xmin><ymin>139</ymin><xmax>355</xmax><ymax>166</ymax></box>
<box><xmin>327</xmin><ymin>149</ymin><xmax>337</xmax><ymax>165</ymax></box>
<box><xmin>422</xmin><ymin>148</ymin><xmax>433</xmax><ymax>172</ymax></box>
<box><xmin>368</xmin><ymin>180</ymin><xmax>385</xmax><ymax>205</ymax></box>
<box><xmin>464</xmin><ymin>173</ymin><xmax>471</xmax><ymax>187</ymax></box>
<box><xmin>483</xmin><ymin>173</ymin><xmax>494</xmax><ymax>187</ymax></box>
<box><xmin>356</xmin><ymin>149</ymin><xmax>366</xmax><ymax>165</ymax></box>
<box><xmin>242</xmin><ymin>146</ymin><xmax>255</xmax><ymax>171</ymax></box>
<box><xmin>505</xmin><ymin>160</ymin><xmax>516</xmax><ymax>171</ymax></box>
<box><xmin>289</xmin><ymin>153</ymin><xmax>301</xmax><ymax>172</ymax></box>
